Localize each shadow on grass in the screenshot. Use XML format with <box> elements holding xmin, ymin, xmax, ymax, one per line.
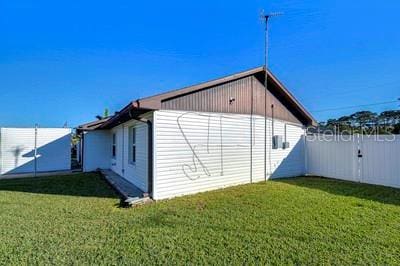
<box><xmin>274</xmin><ymin>176</ymin><xmax>400</xmax><ymax>206</ymax></box>
<box><xmin>0</xmin><ymin>173</ymin><xmax>118</xmax><ymax>199</ymax></box>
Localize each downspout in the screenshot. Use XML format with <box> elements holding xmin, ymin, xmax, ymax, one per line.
<box><xmin>129</xmin><ymin>110</ymin><xmax>153</xmax><ymax>197</ymax></box>
<box><xmin>304</xmin><ymin>127</ymin><xmax>308</xmax><ymax>176</ymax></box>
<box><xmin>269</xmin><ymin>104</ymin><xmax>274</xmax><ymax>180</ymax></box>
<box><xmin>122</xmin><ymin>124</ymin><xmax>125</xmax><ymax>175</ymax></box>
<box><xmin>146</xmin><ymin>120</ymin><xmax>153</xmax><ymax>196</ymax></box>
<box><xmin>81</xmin><ymin>132</ymin><xmax>85</xmax><ymax>172</ymax></box>
<box><xmin>271</xmin><ymin>104</ymin><xmax>275</xmax><ymax>137</ymax></box>
<box><xmin>250</xmin><ymin>77</ymin><xmax>253</xmax><ymax>183</ymax></box>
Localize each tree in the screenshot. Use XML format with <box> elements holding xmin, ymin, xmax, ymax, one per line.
<box><xmin>350</xmin><ymin>111</ymin><xmax>377</xmax><ymax>133</ymax></box>
<box><xmin>96</xmin><ymin>108</ymin><xmax>110</xmax><ymax>120</ymax></box>
<box><xmin>379</xmin><ymin>110</ymin><xmax>397</xmax><ymax>125</ymax></box>
<box><xmin>393</xmin><ymin>124</ymin><xmax>400</xmax><ymax>134</ymax></box>
<box><xmin>337</xmin><ymin>115</ymin><xmax>352</xmax><ymax>133</ymax></box>
<box><xmin>326</xmin><ymin>118</ymin><xmax>338</xmax><ymax>128</ymax></box>
<box><xmin>318</xmin><ymin>109</ymin><xmax>399</xmax><ymax>135</ymax></box>
<box><xmin>104</xmin><ymin>108</ymin><xmax>109</xmax><ymax>118</ymax></box>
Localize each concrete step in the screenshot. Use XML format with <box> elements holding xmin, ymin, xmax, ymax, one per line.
<box><xmin>100</xmin><ymin>169</ymin><xmax>152</xmax><ymax>206</ymax></box>
<box><xmin>125</xmin><ymin>196</ymin><xmax>152</xmax><ymax>205</ymax></box>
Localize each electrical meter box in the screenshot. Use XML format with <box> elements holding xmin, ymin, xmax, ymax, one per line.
<box><xmin>272</xmin><ymin>135</ymin><xmax>283</xmax><ymax>149</ymax></box>
<box><xmin>282</xmin><ymin>142</ymin><xmax>290</xmax><ymax>149</ymax></box>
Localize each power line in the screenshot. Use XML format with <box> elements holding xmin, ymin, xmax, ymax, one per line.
<box><xmin>310</xmin><ymin>81</ymin><xmax>400</xmax><ymax>99</ymax></box>
<box><xmin>312</xmin><ymin>99</ymin><xmax>399</xmax><ymax>113</ymax></box>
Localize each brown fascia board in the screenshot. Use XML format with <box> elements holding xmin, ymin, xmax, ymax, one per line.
<box><xmin>76</xmin><ymin>117</ymin><xmax>111</xmax><ymax>132</ymax></box>
<box><xmin>98</xmin><ymin>101</ymin><xmax>137</xmax><ymax>129</ymax></box>
<box><xmin>267</xmin><ymin>71</ymin><xmax>318</xmax><ymax>126</ymax></box>
<box><xmin>97</xmin><ymin>101</ymin><xmax>155</xmax><ymax>129</ymax></box>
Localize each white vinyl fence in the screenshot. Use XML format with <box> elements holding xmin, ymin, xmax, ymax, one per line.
<box><xmin>0</xmin><ymin>127</ymin><xmax>72</xmax><ymax>175</ymax></box>
<box><xmin>306</xmin><ymin>135</ymin><xmax>400</xmax><ymax>188</ymax></box>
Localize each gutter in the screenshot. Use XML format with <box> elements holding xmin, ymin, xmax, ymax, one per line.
<box><xmin>100</xmin><ymin>101</ymin><xmax>138</xmax><ymax>129</ymax></box>
<box><xmin>266</xmin><ymin>69</ymin><xmax>317</xmax><ymax>126</ymax></box>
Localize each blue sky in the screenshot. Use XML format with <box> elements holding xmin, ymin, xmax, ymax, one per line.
<box><xmin>0</xmin><ymin>0</ymin><xmax>399</xmax><ymax>127</ymax></box>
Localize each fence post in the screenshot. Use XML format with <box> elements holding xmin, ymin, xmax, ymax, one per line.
<box><xmin>356</xmin><ymin>133</ymin><xmax>361</xmax><ymax>182</ymax></box>
<box><xmin>0</xmin><ymin>128</ymin><xmax>2</xmax><ymax>175</ymax></box>
<box><xmin>34</xmin><ymin>124</ymin><xmax>38</xmax><ymax>177</ymax></box>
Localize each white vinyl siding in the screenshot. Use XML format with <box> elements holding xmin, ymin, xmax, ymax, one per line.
<box><xmin>109</xmin><ymin>115</ymin><xmax>151</xmax><ymax>192</ymax></box>
<box><xmin>82</xmin><ymin>130</ymin><xmax>111</xmax><ymax>172</ymax></box>
<box><xmin>153</xmin><ymin>110</ymin><xmax>305</xmax><ymax>200</ymax></box>
<box><xmin>270</xmin><ymin>122</ymin><xmax>306</xmax><ymax>178</ymax></box>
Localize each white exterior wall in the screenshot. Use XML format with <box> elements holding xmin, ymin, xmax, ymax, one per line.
<box><xmin>250</xmin><ymin>117</ymin><xmax>305</xmax><ymax>182</ymax></box>
<box><xmin>0</xmin><ymin>128</ymin><xmax>71</xmax><ymax>175</ymax></box>
<box><xmin>109</xmin><ymin>115</ymin><xmax>151</xmax><ymax>192</ymax></box>
<box><xmin>82</xmin><ymin>130</ymin><xmax>111</xmax><ymax>172</ymax></box>
<box><xmin>153</xmin><ymin>110</ymin><xmax>305</xmax><ymax>200</ymax></box>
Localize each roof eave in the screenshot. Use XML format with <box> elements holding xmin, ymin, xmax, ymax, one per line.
<box><xmin>79</xmin><ymin>66</ymin><xmax>317</xmax><ymax>129</ymax></box>
<box><xmin>76</xmin><ymin>117</ymin><xmax>112</xmax><ymax>133</ymax></box>
<box><xmin>267</xmin><ymin>71</ymin><xmax>318</xmax><ymax>126</ymax></box>
<box><xmin>98</xmin><ymin>101</ymin><xmax>155</xmax><ymax>129</ymax></box>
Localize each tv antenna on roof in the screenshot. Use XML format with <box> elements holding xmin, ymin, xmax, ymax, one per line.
<box><xmin>260</xmin><ymin>10</ymin><xmax>283</xmax><ymax>181</ymax></box>
<box><xmin>260</xmin><ymin>10</ymin><xmax>283</xmax><ymax>71</ymax></box>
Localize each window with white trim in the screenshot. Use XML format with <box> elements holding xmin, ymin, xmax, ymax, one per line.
<box><xmin>129</xmin><ymin>126</ymin><xmax>136</xmax><ymax>164</ymax></box>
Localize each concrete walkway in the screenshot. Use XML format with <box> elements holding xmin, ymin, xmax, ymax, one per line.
<box><xmin>100</xmin><ymin>169</ymin><xmax>151</xmax><ymax>205</ymax></box>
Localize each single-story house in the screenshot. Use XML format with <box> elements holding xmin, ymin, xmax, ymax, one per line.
<box><xmin>77</xmin><ymin>66</ymin><xmax>316</xmax><ymax>200</ymax></box>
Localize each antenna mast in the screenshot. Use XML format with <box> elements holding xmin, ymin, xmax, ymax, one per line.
<box><xmin>261</xmin><ymin>11</ymin><xmax>282</xmax><ymax>181</ymax></box>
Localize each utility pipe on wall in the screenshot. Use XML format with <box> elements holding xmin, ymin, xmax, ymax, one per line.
<box><xmin>270</xmin><ymin>104</ymin><xmax>274</xmax><ymax>178</ymax></box>
<box><xmin>122</xmin><ymin>124</ymin><xmax>125</xmax><ymax>174</ymax></box>
<box><xmin>250</xmin><ymin>77</ymin><xmax>254</xmax><ymax>183</ymax></box>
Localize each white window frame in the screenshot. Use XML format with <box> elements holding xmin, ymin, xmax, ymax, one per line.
<box><xmin>129</xmin><ymin>126</ymin><xmax>136</xmax><ymax>164</ymax></box>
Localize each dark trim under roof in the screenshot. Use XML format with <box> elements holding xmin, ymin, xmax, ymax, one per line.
<box><xmin>76</xmin><ymin>117</ymin><xmax>111</xmax><ymax>133</ymax></box>
<box><xmin>79</xmin><ymin>66</ymin><xmax>317</xmax><ymax>129</ymax></box>
<box><xmin>266</xmin><ymin>70</ymin><xmax>316</xmax><ymax>126</ymax></box>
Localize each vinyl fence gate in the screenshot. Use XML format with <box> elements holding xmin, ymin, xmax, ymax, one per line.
<box><xmin>0</xmin><ymin>127</ymin><xmax>72</xmax><ymax>176</ymax></box>
<box><xmin>306</xmin><ymin>135</ymin><xmax>400</xmax><ymax>188</ymax></box>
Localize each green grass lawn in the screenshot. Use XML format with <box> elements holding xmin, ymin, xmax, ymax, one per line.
<box><xmin>0</xmin><ymin>173</ymin><xmax>399</xmax><ymax>265</ymax></box>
